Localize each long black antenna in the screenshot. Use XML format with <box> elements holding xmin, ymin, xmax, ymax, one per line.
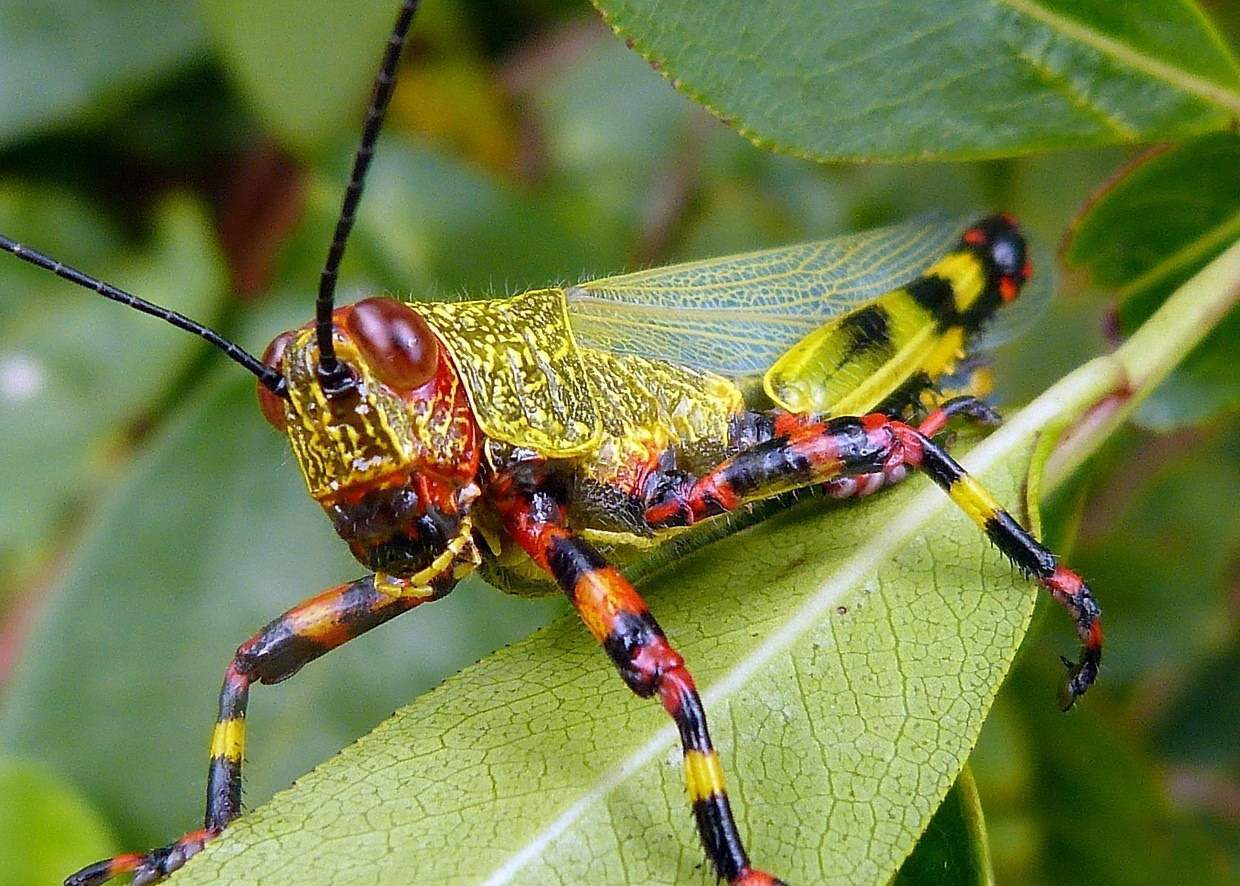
<box><xmin>315</xmin><ymin>0</ymin><xmax>420</xmax><ymax>393</ymax></box>
<box><xmin>0</xmin><ymin>234</ymin><xmax>287</xmax><ymax>397</ymax></box>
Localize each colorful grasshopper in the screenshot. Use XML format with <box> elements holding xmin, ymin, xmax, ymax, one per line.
<box><xmin>0</xmin><ymin>2</ymin><xmax>1103</xmax><ymax>884</ymax></box>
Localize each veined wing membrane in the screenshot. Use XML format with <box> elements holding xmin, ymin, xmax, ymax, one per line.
<box><xmin>567</xmin><ymin>214</ymin><xmax>969</xmax><ymax>376</ymax></box>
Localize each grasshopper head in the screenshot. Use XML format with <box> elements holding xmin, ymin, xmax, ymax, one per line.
<box><xmin>258</xmin><ymin>297</ymin><xmax>481</xmax><ymax>502</ymax></box>
<box><xmin>256</xmin><ymin>297</ymin><xmax>482</xmax><ymax>579</ymax></box>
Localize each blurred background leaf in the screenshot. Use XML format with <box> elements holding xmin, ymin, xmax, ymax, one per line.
<box><xmin>1063</xmin><ymin>131</ymin><xmax>1240</xmax><ymax>430</ymax></box>
<box><xmin>0</xmin><ymin>197</ymin><xmax>224</xmax><ymax>579</ymax></box>
<box><xmin>893</xmin><ymin>766</ymin><xmax>993</xmax><ymax>886</ymax></box>
<box><xmin>0</xmin><ymin>0</ymin><xmax>206</xmax><ymax>146</ymax></box>
<box><xmin>0</xmin><ymin>0</ymin><xmax>1236</xmax><ymax>882</ymax></box>
<box><xmin>199</xmin><ymin>0</ymin><xmax>401</xmax><ymax>155</ymax></box>
<box><xmin>0</xmin><ymin>756</ymin><xmax>118</xmax><ymax>886</ymax></box>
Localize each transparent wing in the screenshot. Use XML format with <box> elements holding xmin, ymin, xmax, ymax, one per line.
<box><xmin>567</xmin><ymin>213</ymin><xmax>969</xmax><ymax>376</ymax></box>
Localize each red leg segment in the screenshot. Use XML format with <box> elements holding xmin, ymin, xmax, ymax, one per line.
<box><xmin>495</xmin><ymin>474</ymin><xmax>784</xmax><ymax>886</ymax></box>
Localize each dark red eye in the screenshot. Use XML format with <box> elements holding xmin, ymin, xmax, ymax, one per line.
<box><xmin>257</xmin><ymin>330</ymin><xmax>296</xmax><ymax>431</ymax></box>
<box><xmin>346</xmin><ymin>297</ymin><xmax>438</xmax><ymax>391</ymax></box>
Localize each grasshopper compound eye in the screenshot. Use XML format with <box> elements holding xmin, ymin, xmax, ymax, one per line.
<box><xmin>258</xmin><ymin>330</ymin><xmax>296</xmax><ymax>430</ymax></box>
<box><xmin>346</xmin><ymin>297</ymin><xmax>439</xmax><ymax>392</ymax></box>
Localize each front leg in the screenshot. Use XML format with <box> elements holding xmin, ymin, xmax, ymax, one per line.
<box><xmin>66</xmin><ymin>573</ymin><xmax>454</xmax><ymax>886</ymax></box>
<box><xmin>493</xmin><ymin>471</ymin><xmax>783</xmax><ymax>886</ymax></box>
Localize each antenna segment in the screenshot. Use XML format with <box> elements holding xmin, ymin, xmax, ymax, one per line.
<box><xmin>0</xmin><ymin>233</ymin><xmax>286</xmax><ymax>396</ymax></box>
<box><xmin>314</xmin><ymin>0</ymin><xmax>421</xmax><ymax>393</ymax></box>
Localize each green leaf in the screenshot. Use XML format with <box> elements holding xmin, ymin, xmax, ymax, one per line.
<box><xmin>0</xmin><ymin>756</ymin><xmax>118</xmax><ymax>886</ymax></box>
<box><xmin>198</xmin><ymin>0</ymin><xmax>408</xmax><ymax>154</ymax></box>
<box><xmin>591</xmin><ymin>0</ymin><xmax>1240</xmax><ymax>161</ymax></box>
<box><xmin>1064</xmin><ymin>133</ymin><xmax>1240</xmax><ymax>301</ymax></box>
<box><xmin>894</xmin><ymin>765</ymin><xmax>994</xmax><ymax>886</ymax></box>
<box><xmin>170</xmin><ymin>242</ymin><xmax>1240</xmax><ymax>882</ymax></box>
<box><xmin>0</xmin><ymin>0</ymin><xmax>205</xmax><ymax>146</ymax></box>
<box><xmin>1064</xmin><ymin>131</ymin><xmax>1240</xmax><ymax>429</ymax></box>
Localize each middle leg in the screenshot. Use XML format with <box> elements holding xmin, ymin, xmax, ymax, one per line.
<box><xmin>493</xmin><ymin>471</ymin><xmax>783</xmax><ymax>886</ymax></box>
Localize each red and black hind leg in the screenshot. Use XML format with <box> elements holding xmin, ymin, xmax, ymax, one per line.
<box><xmin>645</xmin><ymin>408</ymin><xmax>1102</xmax><ymax>708</ymax></box>
<box><xmin>66</xmin><ymin>574</ymin><xmax>451</xmax><ymax>886</ymax></box>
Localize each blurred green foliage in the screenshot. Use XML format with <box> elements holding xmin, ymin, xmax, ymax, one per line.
<box><xmin>0</xmin><ymin>0</ymin><xmax>1236</xmax><ymax>883</ymax></box>
<box><xmin>0</xmin><ymin>756</ymin><xmax>118</xmax><ymax>886</ymax></box>
<box><xmin>1065</xmin><ymin>132</ymin><xmax>1240</xmax><ymax>430</ymax></box>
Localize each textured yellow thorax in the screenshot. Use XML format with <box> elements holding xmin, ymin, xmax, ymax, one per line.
<box><xmin>415</xmin><ymin>289</ymin><xmax>600</xmax><ymax>456</ymax></box>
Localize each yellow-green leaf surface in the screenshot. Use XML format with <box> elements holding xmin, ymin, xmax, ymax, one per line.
<box><xmin>174</xmin><ymin>245</ymin><xmax>1240</xmax><ymax>882</ymax></box>
<box><xmin>592</xmin><ymin>0</ymin><xmax>1240</xmax><ymax>161</ymax></box>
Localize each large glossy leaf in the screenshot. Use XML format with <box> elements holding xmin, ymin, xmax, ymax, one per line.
<box><xmin>592</xmin><ymin>0</ymin><xmax>1240</xmax><ymax>161</ymax></box>
<box><xmin>1064</xmin><ymin>132</ymin><xmax>1240</xmax><ymax>430</ymax></box>
<box><xmin>0</xmin><ymin>0</ymin><xmax>205</xmax><ymax>146</ymax></box>
<box><xmin>172</xmin><ymin>239</ymin><xmax>1240</xmax><ymax>882</ymax></box>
